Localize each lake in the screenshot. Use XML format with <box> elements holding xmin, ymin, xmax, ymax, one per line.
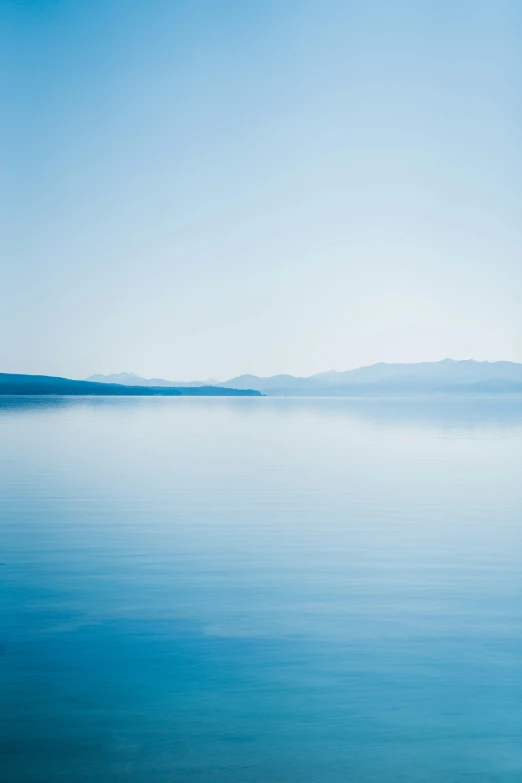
<box><xmin>1</xmin><ymin>395</ymin><xmax>522</xmax><ymax>782</ymax></box>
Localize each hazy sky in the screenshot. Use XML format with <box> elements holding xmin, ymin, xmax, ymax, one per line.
<box><xmin>2</xmin><ymin>0</ymin><xmax>521</xmax><ymax>380</ymax></box>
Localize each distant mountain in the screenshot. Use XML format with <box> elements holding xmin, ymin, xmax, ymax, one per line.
<box><xmin>85</xmin><ymin>372</ymin><xmax>217</xmax><ymax>387</ymax></box>
<box><xmin>0</xmin><ymin>373</ymin><xmax>261</xmax><ymax>396</ymax></box>
<box><xmin>218</xmin><ymin>360</ymin><xmax>522</xmax><ymax>396</ymax></box>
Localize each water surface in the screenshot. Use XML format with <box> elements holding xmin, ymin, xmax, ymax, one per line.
<box><xmin>1</xmin><ymin>396</ymin><xmax>522</xmax><ymax>782</ymax></box>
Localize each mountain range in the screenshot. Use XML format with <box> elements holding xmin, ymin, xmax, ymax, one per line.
<box><xmin>2</xmin><ymin>361</ymin><xmax>520</xmax><ymax>398</ymax></box>
<box><xmin>86</xmin><ymin>360</ymin><xmax>522</xmax><ymax>396</ymax></box>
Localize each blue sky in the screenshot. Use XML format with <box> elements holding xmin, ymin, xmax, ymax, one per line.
<box><xmin>2</xmin><ymin>0</ymin><xmax>521</xmax><ymax>379</ymax></box>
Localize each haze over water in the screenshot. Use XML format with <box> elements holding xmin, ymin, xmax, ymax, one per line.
<box><xmin>2</xmin><ymin>396</ymin><xmax>522</xmax><ymax>782</ymax></box>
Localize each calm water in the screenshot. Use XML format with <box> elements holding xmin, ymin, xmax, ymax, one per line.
<box><xmin>1</xmin><ymin>396</ymin><xmax>522</xmax><ymax>782</ymax></box>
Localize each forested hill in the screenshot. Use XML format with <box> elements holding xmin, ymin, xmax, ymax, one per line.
<box><xmin>0</xmin><ymin>374</ymin><xmax>261</xmax><ymax>396</ymax></box>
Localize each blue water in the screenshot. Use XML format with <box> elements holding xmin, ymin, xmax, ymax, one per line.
<box><xmin>1</xmin><ymin>396</ymin><xmax>522</xmax><ymax>782</ymax></box>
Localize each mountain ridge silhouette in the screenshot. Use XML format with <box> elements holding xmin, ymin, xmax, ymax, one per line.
<box><xmin>86</xmin><ymin>360</ymin><xmax>522</xmax><ymax>396</ymax></box>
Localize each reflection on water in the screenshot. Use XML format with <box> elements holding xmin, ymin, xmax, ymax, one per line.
<box><xmin>1</xmin><ymin>397</ymin><xmax>522</xmax><ymax>782</ymax></box>
<box><xmin>2</xmin><ymin>393</ymin><xmax>522</xmax><ymax>430</ymax></box>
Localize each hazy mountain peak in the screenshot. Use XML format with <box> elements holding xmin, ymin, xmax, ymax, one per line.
<box><xmin>84</xmin><ymin>373</ymin><xmax>216</xmax><ymax>388</ymax></box>
<box><xmin>218</xmin><ymin>359</ymin><xmax>522</xmax><ymax>395</ymax></box>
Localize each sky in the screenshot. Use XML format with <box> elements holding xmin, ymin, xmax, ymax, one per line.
<box><xmin>1</xmin><ymin>0</ymin><xmax>522</xmax><ymax>381</ymax></box>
